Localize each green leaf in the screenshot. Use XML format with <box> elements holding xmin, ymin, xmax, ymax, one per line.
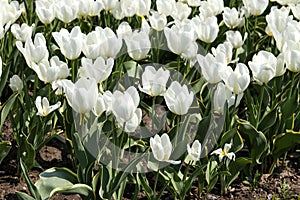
<box><xmin>136</xmin><ymin>174</ymin><xmax>154</xmax><ymax>199</ymax></box>
<box><xmin>35</xmin><ymin>167</ymin><xmax>78</xmax><ymax>200</ymax></box>
<box><xmin>72</xmin><ymin>132</ymin><xmax>88</xmax><ymax>170</ymax></box>
<box><xmin>16</xmin><ymin>191</ymin><xmax>36</xmax><ymax>200</ymax></box>
<box><xmin>258</xmin><ymin>108</ymin><xmax>278</xmax><ymax>132</ymax></box>
<box><xmin>0</xmin><ymin>62</ymin><xmax>11</xmax><ymax>98</ymax></box>
<box><xmin>237</xmin><ymin>119</ymin><xmax>268</xmax><ymax>165</ymax></box>
<box><xmin>227</xmin><ymin>157</ymin><xmax>252</xmax><ymax>187</ymax></box>
<box><xmin>281</xmin><ymin>91</ymin><xmax>298</xmax><ymax>121</ymax></box>
<box><xmin>272</xmin><ymin>130</ymin><xmax>300</xmax><ymax>160</ymax></box>
<box><xmin>220</xmin><ymin>128</ymin><xmax>244</xmax><ymax>153</ymax></box>
<box><xmin>0</xmin><ymin>141</ymin><xmax>11</xmax><ymax>164</ymax></box>
<box><xmin>0</xmin><ymin>93</ymin><xmax>18</xmax><ymax>130</ymax></box>
<box><xmin>50</xmin><ymin>184</ymin><xmax>94</xmax><ymax>200</ymax></box>
<box><xmin>20</xmin><ymin>159</ymin><xmax>42</xmax><ymax>200</ymax></box>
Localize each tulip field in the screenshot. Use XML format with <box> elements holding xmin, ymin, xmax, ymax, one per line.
<box><xmin>0</xmin><ymin>0</ymin><xmax>300</xmax><ymax>199</ymax></box>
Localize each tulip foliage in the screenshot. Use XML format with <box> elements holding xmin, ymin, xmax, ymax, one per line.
<box><xmin>0</xmin><ymin>0</ymin><xmax>299</xmax><ymax>199</ymax></box>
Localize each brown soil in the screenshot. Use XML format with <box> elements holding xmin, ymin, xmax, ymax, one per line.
<box><xmin>0</xmin><ymin>119</ymin><xmax>299</xmax><ymax>200</ymax></box>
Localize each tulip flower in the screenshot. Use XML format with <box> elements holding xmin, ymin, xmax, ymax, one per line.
<box><xmin>54</xmin><ymin>0</ymin><xmax>78</xmax><ymax>23</ymax></box>
<box><xmin>275</xmin><ymin>53</ymin><xmax>286</xmax><ymax>76</ymax></box>
<box><xmin>242</xmin><ymin>0</ymin><xmax>268</xmax><ymax>16</ymax></box>
<box><xmin>266</xmin><ymin>6</ymin><xmax>292</xmax><ymax>51</ymax></box>
<box><xmin>52</xmin><ymin>26</ymin><xmax>83</xmax><ymax>60</ymax></box>
<box><xmin>136</xmin><ymin>0</ymin><xmax>151</xmax><ymax>17</ymax></box>
<box><xmin>150</xmin><ymin>133</ymin><xmax>181</xmax><ymax>164</ymax></box>
<box><xmin>35</xmin><ymin>0</ymin><xmax>55</xmax><ymax>24</ymax></box>
<box><xmin>199</xmin><ymin>0</ymin><xmax>224</xmax><ymax>18</ymax></box>
<box><xmin>282</xmin><ymin>40</ymin><xmax>300</xmax><ymax>72</ymax></box>
<box><xmin>171</xmin><ymin>2</ymin><xmax>191</xmax><ymax>21</ymax></box>
<box><xmin>78</xmin><ymin>57</ymin><xmax>113</xmax><ymax>83</ymax></box>
<box><xmin>211</xmin><ymin>143</ymin><xmax>236</xmax><ymax>161</ymax></box>
<box><xmin>226</xmin><ymin>30</ymin><xmax>247</xmax><ymax>49</ymax></box>
<box><xmin>213</xmin><ymin>82</ymin><xmax>235</xmax><ymax>114</ymax></box>
<box><xmin>164</xmin><ymin>24</ymin><xmax>198</xmax><ymax>59</ymax></box>
<box><xmin>93</xmin><ymin>93</ymin><xmax>106</xmax><ymax>117</ymax></box>
<box><xmin>192</xmin><ymin>16</ymin><xmax>219</xmax><ymax>43</ymax></box>
<box><xmin>16</xmin><ymin>33</ymin><xmax>49</xmax><ymax>67</ymax></box>
<box><xmin>139</xmin><ymin>66</ymin><xmax>170</xmax><ymax>96</ymax></box>
<box><xmin>156</xmin><ymin>0</ymin><xmax>176</xmax><ymax>16</ymax></box>
<box><xmin>11</xmin><ymin>23</ymin><xmax>34</xmax><ymax>42</ymax></box>
<box><xmin>111</xmin><ymin>86</ymin><xmax>142</xmax><ymax>132</ymax></box>
<box><xmin>98</xmin><ymin>27</ymin><xmax>122</xmax><ymax>59</ymax></box>
<box><xmin>248</xmin><ymin>51</ymin><xmax>277</xmax><ymax>84</ymax></box>
<box><xmin>31</xmin><ymin>56</ymin><xmax>70</xmax><ymax>83</ymax></box>
<box><xmin>35</xmin><ymin>96</ymin><xmax>61</xmax><ymax>117</ymax></box>
<box><xmin>116</xmin><ymin>22</ymin><xmax>132</xmax><ymax>39</ymax></box>
<box><xmin>149</xmin><ymin>11</ymin><xmax>167</xmax><ymax>31</ymax></box>
<box><xmin>220</xmin><ymin>63</ymin><xmax>250</xmax><ymax>94</ymax></box>
<box><xmin>9</xmin><ymin>75</ymin><xmax>23</xmax><ymax>92</ymax></box>
<box><xmin>222</xmin><ymin>7</ymin><xmax>244</xmax><ymax>29</ymax></box>
<box><xmin>120</xmin><ymin>0</ymin><xmax>138</xmax><ymax>17</ymax></box>
<box><xmin>164</xmin><ymin>81</ymin><xmax>194</xmax><ymax>115</ymax></box>
<box><xmin>212</xmin><ymin>42</ymin><xmax>234</xmax><ymax>64</ymax></box>
<box><xmin>0</xmin><ymin>0</ymin><xmax>23</xmax><ymax>34</ymax></box>
<box><xmin>100</xmin><ymin>0</ymin><xmax>118</xmax><ymax>11</ymax></box>
<box><xmin>64</xmin><ymin>77</ymin><xmax>98</xmax><ymax>114</ymax></box>
<box><xmin>77</xmin><ymin>0</ymin><xmax>103</xmax><ymax>17</ymax></box>
<box><xmin>82</xmin><ymin>30</ymin><xmax>101</xmax><ymax>59</ymax></box>
<box><xmin>111</xmin><ymin>1</ymin><xmax>125</xmax><ymax>20</ymax></box>
<box><xmin>187</xmin><ymin>140</ymin><xmax>202</xmax><ymax>161</ymax></box>
<box><xmin>291</xmin><ymin>4</ymin><xmax>300</xmax><ymax>20</ymax></box>
<box><xmin>272</xmin><ymin>0</ymin><xmax>299</xmax><ymax>5</ymax></box>
<box><xmin>124</xmin><ymin>30</ymin><xmax>151</xmax><ymax>61</ymax></box>
<box><xmin>187</xmin><ymin>0</ymin><xmax>201</xmax><ymax>7</ymax></box>
<box><xmin>197</xmin><ymin>52</ymin><xmax>227</xmax><ymax>84</ymax></box>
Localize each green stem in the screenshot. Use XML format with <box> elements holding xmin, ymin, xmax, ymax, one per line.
<box><xmin>153</xmin><ymin>167</ymin><xmax>160</xmax><ymax>195</ymax></box>
<box><xmin>257</xmin><ymin>85</ymin><xmax>265</xmax><ymax>127</ymax></box>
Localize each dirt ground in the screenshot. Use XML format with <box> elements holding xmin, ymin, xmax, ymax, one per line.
<box><xmin>0</xmin><ymin>119</ymin><xmax>299</xmax><ymax>200</ymax></box>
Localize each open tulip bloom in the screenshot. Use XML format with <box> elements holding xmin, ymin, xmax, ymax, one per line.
<box><xmin>35</xmin><ymin>96</ymin><xmax>61</xmax><ymax>117</ymax></box>
<box><xmin>187</xmin><ymin>140</ymin><xmax>202</xmax><ymax>161</ymax></box>
<box><xmin>139</xmin><ymin>66</ymin><xmax>170</xmax><ymax>96</ymax></box>
<box><xmin>164</xmin><ymin>81</ymin><xmax>194</xmax><ymax>115</ymax></box>
<box><xmin>150</xmin><ymin>133</ymin><xmax>181</xmax><ymax>164</ymax></box>
<box><xmin>211</xmin><ymin>143</ymin><xmax>236</xmax><ymax>161</ymax></box>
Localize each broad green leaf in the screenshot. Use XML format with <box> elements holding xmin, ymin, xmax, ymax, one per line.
<box><xmin>258</xmin><ymin>108</ymin><xmax>278</xmax><ymax>132</ymax></box>
<box><xmin>0</xmin><ymin>141</ymin><xmax>11</xmax><ymax>164</ymax></box>
<box><xmin>272</xmin><ymin>130</ymin><xmax>300</xmax><ymax>160</ymax></box>
<box><xmin>72</xmin><ymin>132</ymin><xmax>88</xmax><ymax>170</ymax></box>
<box><xmin>281</xmin><ymin>91</ymin><xmax>298</xmax><ymax>122</ymax></box>
<box><xmin>50</xmin><ymin>184</ymin><xmax>94</xmax><ymax>200</ymax></box>
<box><xmin>136</xmin><ymin>174</ymin><xmax>154</xmax><ymax>199</ymax></box>
<box><xmin>237</xmin><ymin>119</ymin><xmax>268</xmax><ymax>164</ymax></box>
<box><xmin>227</xmin><ymin>157</ymin><xmax>252</xmax><ymax>187</ymax></box>
<box><xmin>35</xmin><ymin>167</ymin><xmax>78</xmax><ymax>200</ymax></box>
<box><xmin>0</xmin><ymin>93</ymin><xmax>18</xmax><ymax>130</ymax></box>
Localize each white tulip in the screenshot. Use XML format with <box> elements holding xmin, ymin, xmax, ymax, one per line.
<box><xmin>197</xmin><ymin>52</ymin><xmax>227</xmax><ymax>84</ymax></box>
<box><xmin>77</xmin><ymin>0</ymin><xmax>102</xmax><ymax>17</ymax></box>
<box><xmin>150</xmin><ymin>133</ymin><xmax>181</xmax><ymax>164</ymax></box>
<box><xmin>111</xmin><ymin>86</ymin><xmax>141</xmax><ymax>132</ymax></box>
<box><xmin>290</xmin><ymin>4</ymin><xmax>300</xmax><ymax>20</ymax></box>
<box><xmin>199</xmin><ymin>0</ymin><xmax>224</xmax><ymax>18</ymax></box>
<box><xmin>213</xmin><ymin>82</ymin><xmax>236</xmax><ymax>114</ymax></box>
<box><xmin>164</xmin><ymin>81</ymin><xmax>194</xmax><ymax>115</ymax></box>
<box><xmin>223</xmin><ymin>7</ymin><xmax>244</xmax><ymax>29</ymax></box>
<box><xmin>211</xmin><ymin>143</ymin><xmax>236</xmax><ymax>161</ymax></box>
<box><xmin>248</xmin><ymin>51</ymin><xmax>277</xmax><ymax>84</ymax></box>
<box><xmin>35</xmin><ymin>0</ymin><xmax>55</xmax><ymax>24</ymax></box>
<box><xmin>52</xmin><ymin>26</ymin><xmax>83</xmax><ymax>60</ymax></box>
<box><xmin>116</xmin><ymin>22</ymin><xmax>132</xmax><ymax>39</ymax></box>
<box><xmin>171</xmin><ymin>2</ymin><xmax>191</xmax><ymax>21</ymax></box>
<box><xmin>16</xmin><ymin>33</ymin><xmax>49</xmax><ymax>67</ymax></box>
<box><xmin>272</xmin><ymin>0</ymin><xmax>300</xmax><ymax>5</ymax></box>
<box><xmin>220</xmin><ymin>63</ymin><xmax>250</xmax><ymax>94</ymax></box>
<box><xmin>120</xmin><ymin>0</ymin><xmax>138</xmax><ymax>17</ymax></box>
<box><xmin>242</xmin><ymin>0</ymin><xmax>268</xmax><ymax>16</ymax></box>
<box><xmin>11</xmin><ymin>23</ymin><xmax>34</xmax><ymax>42</ymax></box>
<box><xmin>93</xmin><ymin>93</ymin><xmax>106</xmax><ymax>117</ymax></box>
<box><xmin>275</xmin><ymin>53</ymin><xmax>286</xmax><ymax>76</ymax></box>
<box><xmin>78</xmin><ymin>57</ymin><xmax>114</xmax><ymax>83</ymax></box>
<box><xmin>55</xmin><ymin>0</ymin><xmax>78</xmax><ymax>23</ymax></box>
<box><xmin>31</xmin><ymin>56</ymin><xmax>69</xmax><ymax>83</ymax></box>
<box><xmin>186</xmin><ymin>0</ymin><xmax>201</xmax><ymax>7</ymax></box>
<box><xmin>149</xmin><ymin>11</ymin><xmax>167</xmax><ymax>31</ymax></box>
<box><xmin>226</xmin><ymin>30</ymin><xmax>246</xmax><ymax>49</ymax></box>
<box><xmin>192</xmin><ymin>16</ymin><xmax>219</xmax><ymax>43</ymax></box>
<box><xmin>98</xmin><ymin>27</ymin><xmax>122</xmax><ymax>59</ymax></box>
<box><xmin>212</xmin><ymin>42</ymin><xmax>234</xmax><ymax>64</ymax></box>
<box><xmin>35</xmin><ymin>96</ymin><xmax>61</xmax><ymax>117</ymax></box>
<box><xmin>124</xmin><ymin>30</ymin><xmax>151</xmax><ymax>61</ymax></box>
<box><xmin>187</xmin><ymin>140</ymin><xmax>202</xmax><ymax>161</ymax></box>
<box><xmin>9</xmin><ymin>75</ymin><xmax>23</xmax><ymax>92</ymax></box>
<box><xmin>164</xmin><ymin>24</ymin><xmax>198</xmax><ymax>59</ymax></box>
<box><xmin>139</xmin><ymin>66</ymin><xmax>170</xmax><ymax>96</ymax></box>
<box><xmin>282</xmin><ymin>40</ymin><xmax>300</xmax><ymax>72</ymax></box>
<box><xmin>100</xmin><ymin>0</ymin><xmax>118</xmax><ymax>11</ymax></box>
<box><xmin>156</xmin><ymin>0</ymin><xmax>176</xmax><ymax>16</ymax></box>
<box><xmin>64</xmin><ymin>77</ymin><xmax>98</xmax><ymax>114</ymax></box>
<box><xmin>136</xmin><ymin>0</ymin><xmax>151</xmax><ymax>17</ymax></box>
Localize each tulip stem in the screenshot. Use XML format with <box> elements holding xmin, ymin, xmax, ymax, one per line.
<box><xmin>153</xmin><ymin>167</ymin><xmax>160</xmax><ymax>195</ymax></box>
<box><xmin>257</xmin><ymin>85</ymin><xmax>265</xmax><ymax>127</ymax></box>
